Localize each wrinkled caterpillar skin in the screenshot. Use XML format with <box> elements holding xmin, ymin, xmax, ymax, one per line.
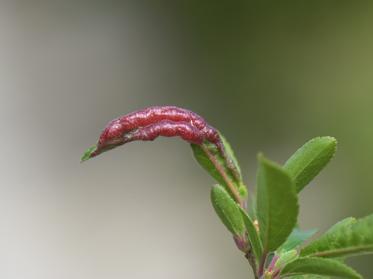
<box><xmin>93</xmin><ymin>106</ymin><xmax>224</xmax><ymax>157</ymax></box>
<box><xmin>87</xmin><ymin>105</ymin><xmax>240</xmax><ymax>182</ymax></box>
<box><xmin>122</xmin><ymin>120</ymin><xmax>204</xmax><ymax>144</ymax></box>
<box><xmin>98</xmin><ymin>106</ymin><xmax>207</xmax><ymax>147</ymax></box>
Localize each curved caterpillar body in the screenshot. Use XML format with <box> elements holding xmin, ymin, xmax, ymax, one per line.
<box><xmin>92</xmin><ymin>106</ymin><xmax>224</xmax><ymax>158</ymax></box>
<box><xmin>82</xmin><ymin>105</ymin><xmax>241</xmax><ymax>184</ymax></box>
<box><xmin>98</xmin><ymin>106</ymin><xmax>206</xmax><ymax>146</ymax></box>
<box><xmin>123</xmin><ymin>120</ymin><xmax>204</xmax><ymax>145</ymax></box>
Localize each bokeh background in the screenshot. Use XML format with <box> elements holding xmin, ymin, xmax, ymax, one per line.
<box><xmin>1</xmin><ymin>1</ymin><xmax>373</xmax><ymax>278</ymax></box>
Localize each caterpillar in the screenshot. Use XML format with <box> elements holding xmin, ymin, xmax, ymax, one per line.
<box><xmin>91</xmin><ymin>106</ymin><xmax>224</xmax><ymax>158</ymax></box>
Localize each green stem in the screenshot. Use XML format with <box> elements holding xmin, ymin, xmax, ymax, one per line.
<box><xmin>245</xmin><ymin>247</ymin><xmax>259</xmax><ymax>279</ymax></box>
<box><xmin>201</xmin><ymin>144</ymin><xmax>260</xmax><ymax>276</ymax></box>
<box><xmin>258</xmin><ymin>252</ymin><xmax>268</xmax><ymax>277</ymax></box>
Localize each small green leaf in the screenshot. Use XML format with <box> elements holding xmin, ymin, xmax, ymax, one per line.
<box><xmin>301</xmin><ymin>215</ymin><xmax>373</xmax><ymax>258</ymax></box>
<box><xmin>275</xmin><ymin>249</ymin><xmax>298</xmax><ymax>269</ymax></box>
<box><xmin>256</xmin><ymin>154</ymin><xmax>299</xmax><ymax>253</ymax></box>
<box><xmin>279</xmin><ymin>228</ymin><xmax>318</xmax><ymax>252</ymax></box>
<box><xmin>284</xmin><ymin>137</ymin><xmax>337</xmax><ymax>192</ymax></box>
<box><xmin>191</xmin><ymin>132</ymin><xmax>247</xmax><ymax>200</ymax></box>
<box><xmin>239</xmin><ymin>207</ymin><xmax>263</xmax><ymax>260</ymax></box>
<box><xmin>81</xmin><ymin>145</ymin><xmax>97</xmax><ymax>162</ymax></box>
<box><xmin>211</xmin><ymin>185</ymin><xmax>245</xmax><ymax>237</ymax></box>
<box><xmin>281</xmin><ymin>257</ymin><xmax>362</xmax><ymax>279</ymax></box>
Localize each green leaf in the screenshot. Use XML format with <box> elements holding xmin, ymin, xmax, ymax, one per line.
<box><xmin>191</xmin><ymin>132</ymin><xmax>247</xmax><ymax>199</ymax></box>
<box><xmin>245</xmin><ymin>194</ymin><xmax>257</xmax><ymax>220</ymax></box>
<box><xmin>279</xmin><ymin>228</ymin><xmax>318</xmax><ymax>252</ymax></box>
<box><xmin>81</xmin><ymin>145</ymin><xmax>97</xmax><ymax>162</ymax></box>
<box><xmin>275</xmin><ymin>249</ymin><xmax>298</xmax><ymax>269</ymax></box>
<box><xmin>239</xmin><ymin>207</ymin><xmax>263</xmax><ymax>260</ymax></box>
<box><xmin>210</xmin><ymin>185</ymin><xmax>245</xmax><ymax>237</ymax></box>
<box><xmin>281</xmin><ymin>257</ymin><xmax>362</xmax><ymax>279</ymax></box>
<box><xmin>256</xmin><ymin>154</ymin><xmax>299</xmax><ymax>253</ymax></box>
<box><xmin>301</xmin><ymin>215</ymin><xmax>373</xmax><ymax>258</ymax></box>
<box><xmin>284</xmin><ymin>137</ymin><xmax>337</xmax><ymax>192</ymax></box>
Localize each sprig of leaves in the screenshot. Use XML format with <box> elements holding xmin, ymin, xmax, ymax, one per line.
<box><xmin>83</xmin><ymin>109</ymin><xmax>372</xmax><ymax>279</ymax></box>
<box><xmin>200</xmin><ymin>136</ymin><xmax>370</xmax><ymax>278</ymax></box>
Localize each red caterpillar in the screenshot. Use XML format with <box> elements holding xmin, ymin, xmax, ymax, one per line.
<box><xmin>90</xmin><ymin>106</ymin><xmax>224</xmax><ymax>158</ymax></box>
<box><xmin>122</xmin><ymin>120</ymin><xmax>204</xmax><ymax>144</ymax></box>
<box><xmin>82</xmin><ymin>105</ymin><xmax>243</xmax><ymax>205</ymax></box>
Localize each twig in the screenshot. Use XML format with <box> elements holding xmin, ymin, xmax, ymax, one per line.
<box><xmin>245</xmin><ymin>247</ymin><xmax>259</xmax><ymax>279</ymax></box>
<box><xmin>258</xmin><ymin>253</ymin><xmax>267</xmax><ymax>277</ymax></box>
<box><xmin>201</xmin><ymin>144</ymin><xmax>259</xmax><ymax>276</ymax></box>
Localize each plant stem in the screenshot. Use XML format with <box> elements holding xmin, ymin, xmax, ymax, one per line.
<box><xmin>201</xmin><ymin>144</ymin><xmax>260</xmax><ymax>276</ymax></box>
<box><xmin>258</xmin><ymin>253</ymin><xmax>267</xmax><ymax>277</ymax></box>
<box><xmin>245</xmin><ymin>248</ymin><xmax>259</xmax><ymax>279</ymax></box>
<box><xmin>200</xmin><ymin>144</ymin><xmax>243</xmax><ymax>207</ymax></box>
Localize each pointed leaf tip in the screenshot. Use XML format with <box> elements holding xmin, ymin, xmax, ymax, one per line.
<box><xmin>284</xmin><ymin>136</ymin><xmax>337</xmax><ymax>192</ymax></box>
<box><xmin>81</xmin><ymin>145</ymin><xmax>97</xmax><ymax>162</ymax></box>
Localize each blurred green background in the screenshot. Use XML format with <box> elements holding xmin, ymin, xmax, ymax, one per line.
<box><xmin>1</xmin><ymin>1</ymin><xmax>373</xmax><ymax>278</ymax></box>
